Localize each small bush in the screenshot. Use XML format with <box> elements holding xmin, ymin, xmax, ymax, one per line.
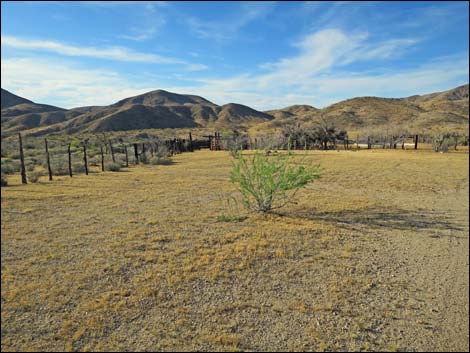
<box><xmin>150</xmin><ymin>156</ymin><xmax>173</xmax><ymax>165</ymax></box>
<box><xmin>106</xmin><ymin>162</ymin><xmax>121</xmax><ymax>172</ymax></box>
<box><xmin>72</xmin><ymin>162</ymin><xmax>86</xmax><ymax>173</ymax></box>
<box><xmin>28</xmin><ymin>170</ymin><xmax>45</xmax><ymax>183</ymax></box>
<box><xmin>1</xmin><ymin>160</ymin><xmax>20</xmax><ymax>174</ymax></box>
<box><xmin>48</xmin><ymin>158</ymin><xmax>69</xmax><ymax>176</ymax></box>
<box><xmin>155</xmin><ymin>145</ymin><xmax>170</xmax><ymax>159</ymax></box>
<box><xmin>88</xmin><ymin>156</ymin><xmax>100</xmax><ymax>167</ymax></box>
<box><xmin>230</xmin><ymin>150</ymin><xmax>321</xmax><ymax>213</ymax></box>
<box><xmin>25</xmin><ymin>161</ymin><xmax>36</xmax><ymax>172</ymax></box>
<box><xmin>1</xmin><ymin>173</ymin><xmax>7</xmax><ymax>187</ymax></box>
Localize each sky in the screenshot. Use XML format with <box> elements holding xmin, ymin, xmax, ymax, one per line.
<box><xmin>1</xmin><ymin>1</ymin><xmax>469</xmax><ymax>110</ymax></box>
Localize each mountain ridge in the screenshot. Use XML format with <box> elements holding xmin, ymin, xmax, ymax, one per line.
<box><xmin>1</xmin><ymin>84</ymin><xmax>468</xmax><ymax>137</ymax></box>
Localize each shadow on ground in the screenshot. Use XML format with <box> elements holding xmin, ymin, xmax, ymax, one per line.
<box><xmin>278</xmin><ymin>207</ymin><xmax>464</xmax><ymax>233</ymax></box>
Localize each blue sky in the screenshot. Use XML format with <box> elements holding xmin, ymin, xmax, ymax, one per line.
<box><xmin>1</xmin><ymin>1</ymin><xmax>469</xmax><ymax>109</ymax></box>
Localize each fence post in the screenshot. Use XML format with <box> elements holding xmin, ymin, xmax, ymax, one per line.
<box><xmin>45</xmin><ymin>138</ymin><xmax>53</xmax><ymax>181</ymax></box>
<box><xmin>83</xmin><ymin>143</ymin><xmax>89</xmax><ymax>175</ymax></box>
<box><xmin>141</xmin><ymin>143</ymin><xmax>146</xmax><ymax>162</ymax></box>
<box><xmin>124</xmin><ymin>145</ymin><xmax>129</xmax><ymax>167</ymax></box>
<box><xmin>100</xmin><ymin>145</ymin><xmax>105</xmax><ymax>172</ymax></box>
<box><xmin>18</xmin><ymin>133</ymin><xmax>27</xmax><ymax>184</ymax></box>
<box><xmin>367</xmin><ymin>136</ymin><xmax>371</xmax><ymax>149</ymax></box>
<box><xmin>68</xmin><ymin>143</ymin><xmax>72</xmax><ymax>177</ymax></box>
<box><xmin>414</xmin><ymin>135</ymin><xmax>418</xmax><ymax>150</ymax></box>
<box><xmin>134</xmin><ymin>143</ymin><xmax>139</xmax><ymax>164</ymax></box>
<box><xmin>189</xmin><ymin>132</ymin><xmax>193</xmax><ymax>152</ymax></box>
<box><xmin>109</xmin><ymin>140</ymin><xmax>115</xmax><ymax>163</ymax></box>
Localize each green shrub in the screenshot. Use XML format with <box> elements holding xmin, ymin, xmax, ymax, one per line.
<box><xmin>230</xmin><ymin>150</ymin><xmax>321</xmax><ymax>213</ymax></box>
<box><xmin>1</xmin><ymin>160</ymin><xmax>20</xmax><ymax>174</ymax></box>
<box><xmin>106</xmin><ymin>162</ymin><xmax>121</xmax><ymax>172</ymax></box>
<box><xmin>28</xmin><ymin>170</ymin><xmax>44</xmax><ymax>183</ymax></box>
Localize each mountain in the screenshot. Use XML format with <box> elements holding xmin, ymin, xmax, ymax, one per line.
<box><xmin>257</xmin><ymin>84</ymin><xmax>469</xmax><ymax>135</ymax></box>
<box><xmin>1</xmin><ymin>89</ymin><xmax>274</xmax><ymax>136</ymax></box>
<box><xmin>216</xmin><ymin>103</ymin><xmax>273</xmax><ymax>125</ymax></box>
<box><xmin>265</xmin><ymin>104</ymin><xmax>319</xmax><ymax>119</ymax></box>
<box><xmin>1</xmin><ymin>89</ymin><xmax>34</xmax><ymax>109</ymax></box>
<box><xmin>1</xmin><ymin>84</ymin><xmax>468</xmax><ymax>137</ymax></box>
<box><xmin>1</xmin><ymin>89</ymin><xmax>82</xmax><ymax>135</ymax></box>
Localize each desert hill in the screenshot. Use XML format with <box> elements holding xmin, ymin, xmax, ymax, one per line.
<box><xmin>1</xmin><ymin>84</ymin><xmax>468</xmax><ymax>137</ymax></box>
<box><xmin>256</xmin><ymin>84</ymin><xmax>469</xmax><ymax>135</ymax></box>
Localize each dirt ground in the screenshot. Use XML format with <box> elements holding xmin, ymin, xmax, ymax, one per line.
<box><xmin>1</xmin><ymin>149</ymin><xmax>468</xmax><ymax>351</ymax></box>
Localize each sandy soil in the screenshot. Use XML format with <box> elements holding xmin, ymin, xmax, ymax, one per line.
<box><xmin>1</xmin><ymin>150</ymin><xmax>468</xmax><ymax>351</ymax></box>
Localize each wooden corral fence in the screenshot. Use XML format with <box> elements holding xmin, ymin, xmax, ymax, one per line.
<box><xmin>203</xmin><ymin>131</ymin><xmax>250</xmax><ymax>151</ymax></box>
<box><xmin>351</xmin><ymin>135</ymin><xmax>420</xmax><ymax>150</ymax></box>
<box><xmin>9</xmin><ymin>131</ymin><xmax>469</xmax><ymax>185</ymax></box>
<box><xmin>13</xmin><ymin>132</ymin><xmax>211</xmax><ymax>184</ymax></box>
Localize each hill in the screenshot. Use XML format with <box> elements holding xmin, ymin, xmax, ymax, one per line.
<box><xmin>1</xmin><ymin>89</ymin><xmax>33</xmax><ymax>109</ymax></box>
<box><xmin>254</xmin><ymin>84</ymin><xmax>469</xmax><ymax>135</ymax></box>
<box><xmin>1</xmin><ymin>84</ymin><xmax>468</xmax><ymax>137</ymax></box>
<box><xmin>1</xmin><ymin>89</ymin><xmax>274</xmax><ymax>136</ymax></box>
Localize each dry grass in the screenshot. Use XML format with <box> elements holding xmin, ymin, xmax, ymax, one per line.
<box><xmin>1</xmin><ymin>149</ymin><xmax>469</xmax><ymax>351</ymax></box>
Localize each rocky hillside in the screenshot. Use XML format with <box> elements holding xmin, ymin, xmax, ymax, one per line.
<box><xmin>257</xmin><ymin>84</ymin><xmax>469</xmax><ymax>135</ymax></box>
<box><xmin>1</xmin><ymin>84</ymin><xmax>468</xmax><ymax>137</ymax></box>
<box><xmin>1</xmin><ymin>89</ymin><xmax>274</xmax><ymax>136</ymax></box>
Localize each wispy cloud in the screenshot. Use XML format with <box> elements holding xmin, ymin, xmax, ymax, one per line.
<box><xmin>117</xmin><ymin>1</ymin><xmax>167</xmax><ymax>41</ymax></box>
<box><xmin>119</xmin><ymin>23</ymin><xmax>162</xmax><ymax>42</ymax></box>
<box><xmin>1</xmin><ymin>35</ymin><xmax>207</xmax><ymax>70</ymax></box>
<box><xmin>1</xmin><ymin>29</ymin><xmax>467</xmax><ymax>111</ymax></box>
<box><xmin>161</xmin><ymin>29</ymin><xmax>467</xmax><ymax>109</ymax></box>
<box><xmin>185</xmin><ymin>1</ymin><xmax>276</xmax><ymax>41</ymax></box>
<box><xmin>1</xmin><ymin>57</ymin><xmax>157</xmax><ymax>108</ymax></box>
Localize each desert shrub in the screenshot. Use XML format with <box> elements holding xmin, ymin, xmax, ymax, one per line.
<box><xmin>72</xmin><ymin>162</ymin><xmax>86</xmax><ymax>173</ymax></box>
<box><xmin>7</xmin><ymin>152</ymin><xmax>21</xmax><ymax>160</ymax></box>
<box><xmin>88</xmin><ymin>156</ymin><xmax>100</xmax><ymax>167</ymax></box>
<box><xmin>1</xmin><ymin>173</ymin><xmax>7</xmax><ymax>187</ymax></box>
<box><xmin>225</xmin><ymin>131</ymin><xmax>250</xmax><ymax>157</ymax></box>
<box><xmin>47</xmin><ymin>157</ymin><xmax>69</xmax><ymax>175</ymax></box>
<box><xmin>24</xmin><ymin>142</ymin><xmax>36</xmax><ymax>149</ymax></box>
<box><xmin>150</xmin><ymin>156</ymin><xmax>173</xmax><ymax>165</ymax></box>
<box><xmin>1</xmin><ymin>159</ymin><xmax>20</xmax><ymax>174</ymax></box>
<box><xmin>114</xmin><ymin>153</ymin><xmax>127</xmax><ymax>166</ymax></box>
<box><xmin>136</xmin><ymin>132</ymin><xmax>150</xmax><ymax>139</ymax></box>
<box><xmin>25</xmin><ymin>159</ymin><xmax>36</xmax><ymax>172</ymax></box>
<box><xmin>140</xmin><ymin>153</ymin><xmax>150</xmax><ymax>164</ymax></box>
<box><xmin>433</xmin><ymin>133</ymin><xmax>451</xmax><ymax>152</ymax></box>
<box><xmin>155</xmin><ymin>145</ymin><xmax>170</xmax><ymax>159</ymax></box>
<box><xmin>28</xmin><ymin>170</ymin><xmax>45</xmax><ymax>183</ymax></box>
<box><xmin>230</xmin><ymin>150</ymin><xmax>321</xmax><ymax>213</ymax></box>
<box><xmin>70</xmin><ymin>140</ymin><xmax>81</xmax><ymax>150</ymax></box>
<box><xmin>106</xmin><ymin>162</ymin><xmax>121</xmax><ymax>172</ymax></box>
